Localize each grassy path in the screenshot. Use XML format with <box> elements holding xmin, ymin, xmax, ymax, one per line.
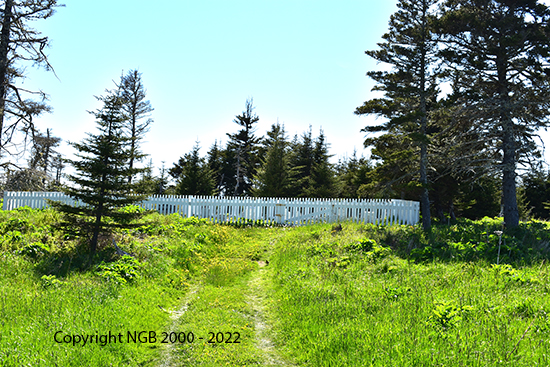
<box><xmin>154</xmin><ymin>227</ymin><xmax>293</xmax><ymax>366</ymax></box>
<box><xmin>159</xmin><ymin>283</ymin><xmax>200</xmax><ymax>367</ymax></box>
<box><xmin>246</xmin><ymin>261</ymin><xmax>293</xmax><ymax>366</ymax></box>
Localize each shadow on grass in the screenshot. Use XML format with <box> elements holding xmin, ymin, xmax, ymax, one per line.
<box><xmin>360</xmin><ymin>217</ymin><xmax>550</xmax><ymax>266</ymax></box>
<box><xmin>27</xmin><ymin>237</ymin><xmax>119</xmax><ymax>278</ymax></box>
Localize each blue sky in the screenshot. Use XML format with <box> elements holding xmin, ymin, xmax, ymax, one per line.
<box><xmin>21</xmin><ymin>0</ymin><xmax>550</xmax><ymax>175</ymax></box>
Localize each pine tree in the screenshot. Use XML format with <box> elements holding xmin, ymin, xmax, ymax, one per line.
<box><xmin>49</xmin><ymin>89</ymin><xmax>148</xmax><ymax>265</ymax></box>
<box><xmin>117</xmin><ymin>69</ymin><xmax>153</xmax><ymax>184</ymax></box>
<box><xmin>225</xmin><ymin>98</ymin><xmax>260</xmax><ymax>196</ymax></box>
<box><xmin>436</xmin><ymin>0</ymin><xmax>550</xmax><ymax>227</ymax></box>
<box><xmin>252</xmin><ymin>122</ymin><xmax>295</xmax><ymax>197</ymax></box>
<box><xmin>302</xmin><ymin>129</ymin><xmax>336</xmax><ymax>198</ymax></box>
<box><xmin>170</xmin><ymin>142</ymin><xmax>215</xmax><ymax>195</ymax></box>
<box><xmin>355</xmin><ymin>0</ymin><xmax>440</xmax><ymax>230</ymax></box>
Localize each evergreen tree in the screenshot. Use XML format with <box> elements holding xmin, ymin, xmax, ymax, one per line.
<box><xmin>225</xmin><ymin>98</ymin><xmax>260</xmax><ymax>196</ymax></box>
<box><xmin>49</xmin><ymin>89</ymin><xmax>148</xmax><ymax>265</ymax></box>
<box><xmin>335</xmin><ymin>151</ymin><xmax>374</xmax><ymax>198</ymax></box>
<box><xmin>51</xmin><ymin>153</ymin><xmax>64</xmax><ymax>187</ymax></box>
<box><xmin>455</xmin><ymin>175</ymin><xmax>501</xmax><ymax>220</ymax></box>
<box><xmin>157</xmin><ymin>162</ymin><xmax>170</xmax><ymax>195</ymax></box>
<box><xmin>206</xmin><ymin>140</ymin><xmax>224</xmax><ymax>195</ymax></box>
<box><xmin>436</xmin><ymin>0</ymin><xmax>550</xmax><ymax>227</ymax></box>
<box><xmin>134</xmin><ymin>159</ymin><xmax>163</xmax><ymax>195</ymax></box>
<box><xmin>169</xmin><ymin>142</ymin><xmax>215</xmax><ymax>195</ymax></box>
<box><xmin>355</xmin><ymin>0</ymin><xmax>440</xmax><ymax>230</ymax></box>
<box><xmin>521</xmin><ymin>165</ymin><xmax>550</xmax><ymax>220</ymax></box>
<box><xmin>288</xmin><ymin>126</ymin><xmax>315</xmax><ymax>197</ymax></box>
<box><xmin>302</xmin><ymin>129</ymin><xmax>336</xmax><ymax>198</ymax></box>
<box><xmin>117</xmin><ymin>69</ymin><xmax>153</xmax><ymax>184</ymax></box>
<box><xmin>252</xmin><ymin>122</ymin><xmax>295</xmax><ymax>197</ymax></box>
<box><xmin>4</xmin><ymin>167</ymin><xmax>48</xmax><ymax>191</ymax></box>
<box><xmin>29</xmin><ymin>128</ymin><xmax>61</xmax><ymax>175</ymax></box>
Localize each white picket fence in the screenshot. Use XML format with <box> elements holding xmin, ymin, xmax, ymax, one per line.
<box><xmin>2</xmin><ymin>191</ymin><xmax>420</xmax><ymax>226</ymax></box>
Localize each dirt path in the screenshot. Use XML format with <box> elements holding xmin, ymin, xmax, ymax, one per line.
<box><xmin>246</xmin><ymin>261</ymin><xmax>292</xmax><ymax>366</ymax></box>
<box><xmin>159</xmin><ymin>283</ymin><xmax>200</xmax><ymax>367</ymax></box>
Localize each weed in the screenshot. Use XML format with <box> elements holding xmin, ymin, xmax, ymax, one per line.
<box><xmin>19</xmin><ymin>242</ymin><xmax>50</xmax><ymax>258</ymax></box>
<box><xmin>96</xmin><ymin>255</ymin><xmax>141</xmax><ymax>284</ymax></box>
<box><xmin>428</xmin><ymin>301</ymin><xmax>473</xmax><ymax>330</ymax></box>
<box><xmin>40</xmin><ymin>274</ymin><xmax>62</xmax><ymax>288</ymax></box>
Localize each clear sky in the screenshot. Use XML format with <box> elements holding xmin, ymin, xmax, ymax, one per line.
<box><xmin>20</xmin><ymin>0</ymin><xmax>550</xmax><ymax>176</ymax></box>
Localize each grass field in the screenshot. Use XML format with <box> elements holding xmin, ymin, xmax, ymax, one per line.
<box><xmin>1</xmin><ymin>207</ymin><xmax>549</xmax><ymax>366</ymax></box>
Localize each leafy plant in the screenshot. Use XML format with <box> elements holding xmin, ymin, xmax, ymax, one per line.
<box><xmin>96</xmin><ymin>255</ymin><xmax>141</xmax><ymax>284</ymax></box>
<box><xmin>428</xmin><ymin>301</ymin><xmax>473</xmax><ymax>330</ymax></box>
<box><xmin>164</xmin><ymin>267</ymin><xmax>191</xmax><ymax>289</ymax></box>
<box><xmin>19</xmin><ymin>243</ymin><xmax>50</xmax><ymax>258</ymax></box>
<box><xmin>345</xmin><ymin>238</ymin><xmax>377</xmax><ymax>252</ymax></box>
<box><xmin>40</xmin><ymin>274</ymin><xmax>62</xmax><ymax>288</ymax></box>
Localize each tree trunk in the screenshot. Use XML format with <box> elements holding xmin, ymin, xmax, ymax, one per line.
<box><xmin>0</xmin><ymin>0</ymin><xmax>13</xmax><ymax>151</ymax></box>
<box><xmin>498</xmin><ymin>57</ymin><xmax>519</xmax><ymax>228</ymax></box>
<box><xmin>419</xmin><ymin>1</ymin><xmax>431</xmax><ymax>231</ymax></box>
<box><xmin>420</xmin><ymin>141</ymin><xmax>431</xmax><ymax>230</ymax></box>
<box><xmin>501</xmin><ymin>118</ymin><xmax>519</xmax><ymax>227</ymax></box>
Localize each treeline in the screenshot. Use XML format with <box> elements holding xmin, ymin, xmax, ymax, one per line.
<box><xmin>3</xmin><ymin>74</ymin><xmax>550</xmax><ymax>224</ymax></box>
<box><xmin>128</xmin><ymin>97</ymin><xmax>550</xmax><ymax>222</ymax></box>
<box><xmin>133</xmin><ymin>99</ymin><xmax>371</xmax><ymax>200</ymax></box>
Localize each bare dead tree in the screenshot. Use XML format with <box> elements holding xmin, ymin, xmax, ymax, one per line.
<box><xmin>0</xmin><ymin>0</ymin><xmax>62</xmax><ymax>157</ymax></box>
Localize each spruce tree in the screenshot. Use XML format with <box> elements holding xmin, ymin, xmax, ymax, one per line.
<box><xmin>49</xmin><ymin>89</ymin><xmax>148</xmax><ymax>265</ymax></box>
<box><xmin>117</xmin><ymin>69</ymin><xmax>153</xmax><ymax>184</ymax></box>
<box><xmin>225</xmin><ymin>98</ymin><xmax>260</xmax><ymax>196</ymax></box>
<box><xmin>288</xmin><ymin>126</ymin><xmax>315</xmax><ymax>197</ymax></box>
<box><xmin>252</xmin><ymin>122</ymin><xmax>295</xmax><ymax>197</ymax></box>
<box><xmin>29</xmin><ymin>128</ymin><xmax>61</xmax><ymax>175</ymax></box>
<box><xmin>0</xmin><ymin>0</ymin><xmax>61</xmax><ymax>156</ymax></box>
<box><xmin>302</xmin><ymin>129</ymin><xmax>336</xmax><ymax>198</ymax></box>
<box><xmin>355</xmin><ymin>0</ymin><xmax>439</xmax><ymax>230</ymax></box>
<box><xmin>170</xmin><ymin>142</ymin><xmax>215</xmax><ymax>195</ymax></box>
<box><xmin>206</xmin><ymin>140</ymin><xmax>224</xmax><ymax>195</ymax></box>
<box><xmin>335</xmin><ymin>151</ymin><xmax>374</xmax><ymax>198</ymax></box>
<box><xmin>436</xmin><ymin>0</ymin><xmax>550</xmax><ymax>227</ymax></box>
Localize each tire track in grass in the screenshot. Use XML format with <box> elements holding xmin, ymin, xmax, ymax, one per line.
<box><xmin>159</xmin><ymin>283</ymin><xmax>200</xmax><ymax>367</ymax></box>
<box><xmin>247</xmin><ymin>261</ymin><xmax>293</xmax><ymax>366</ymax></box>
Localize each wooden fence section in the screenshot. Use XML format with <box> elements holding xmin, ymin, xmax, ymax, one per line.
<box><xmin>2</xmin><ymin>191</ymin><xmax>420</xmax><ymax>226</ymax></box>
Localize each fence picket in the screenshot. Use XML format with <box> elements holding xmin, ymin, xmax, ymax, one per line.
<box><xmin>2</xmin><ymin>191</ymin><xmax>420</xmax><ymax>226</ymax></box>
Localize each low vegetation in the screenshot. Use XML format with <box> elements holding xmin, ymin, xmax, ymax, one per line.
<box><xmin>1</xmin><ymin>207</ymin><xmax>549</xmax><ymax>366</ymax></box>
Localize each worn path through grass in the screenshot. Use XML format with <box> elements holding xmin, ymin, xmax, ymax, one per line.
<box><xmin>155</xmin><ymin>227</ymin><xmax>293</xmax><ymax>366</ymax></box>
<box><xmin>159</xmin><ymin>283</ymin><xmax>200</xmax><ymax>367</ymax></box>
<box><xmin>246</xmin><ymin>260</ymin><xmax>294</xmax><ymax>366</ymax></box>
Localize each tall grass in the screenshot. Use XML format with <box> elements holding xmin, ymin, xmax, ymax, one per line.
<box><xmin>266</xmin><ymin>222</ymin><xmax>550</xmax><ymax>366</ymax></box>
<box><xmin>1</xmin><ymin>207</ymin><xmax>550</xmax><ymax>366</ymax></box>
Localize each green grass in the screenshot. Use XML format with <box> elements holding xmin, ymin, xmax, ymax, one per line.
<box><xmin>1</xmin><ymin>207</ymin><xmax>550</xmax><ymax>366</ymax></box>
<box><xmin>266</xmin><ymin>222</ymin><xmax>550</xmax><ymax>366</ymax></box>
